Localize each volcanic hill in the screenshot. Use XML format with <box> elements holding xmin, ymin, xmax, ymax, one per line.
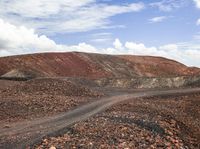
<box><xmin>0</xmin><ymin>52</ymin><xmax>199</xmax><ymax>79</ymax></box>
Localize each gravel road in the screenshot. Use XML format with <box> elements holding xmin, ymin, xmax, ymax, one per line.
<box><xmin>0</xmin><ymin>88</ymin><xmax>200</xmax><ymax>149</ymax></box>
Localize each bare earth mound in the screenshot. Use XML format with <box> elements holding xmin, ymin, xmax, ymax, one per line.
<box><xmin>0</xmin><ymin>52</ymin><xmax>199</xmax><ymax>79</ymax></box>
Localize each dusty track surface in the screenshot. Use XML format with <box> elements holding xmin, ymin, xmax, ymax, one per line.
<box><xmin>0</xmin><ymin>88</ymin><xmax>200</xmax><ymax>149</ymax></box>
<box><xmin>38</xmin><ymin>92</ymin><xmax>200</xmax><ymax>149</ymax></box>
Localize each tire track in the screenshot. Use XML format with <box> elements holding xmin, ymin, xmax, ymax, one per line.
<box><xmin>0</xmin><ymin>88</ymin><xmax>200</xmax><ymax>149</ymax></box>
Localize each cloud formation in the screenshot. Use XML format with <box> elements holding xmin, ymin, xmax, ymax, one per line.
<box><xmin>197</xmin><ymin>18</ymin><xmax>200</xmax><ymax>25</ymax></box>
<box><xmin>0</xmin><ymin>0</ymin><xmax>144</xmax><ymax>34</ymax></box>
<box><xmin>0</xmin><ymin>19</ymin><xmax>60</xmax><ymax>55</ymax></box>
<box><xmin>124</xmin><ymin>41</ymin><xmax>200</xmax><ymax>68</ymax></box>
<box><xmin>150</xmin><ymin>0</ymin><xmax>188</xmax><ymax>11</ymax></box>
<box><xmin>0</xmin><ymin>19</ymin><xmax>98</xmax><ymax>56</ymax></box>
<box><xmin>149</xmin><ymin>16</ymin><xmax>168</xmax><ymax>23</ymax></box>
<box><xmin>193</xmin><ymin>0</ymin><xmax>200</xmax><ymax>8</ymax></box>
<box><xmin>113</xmin><ymin>39</ymin><xmax>123</xmax><ymax>50</ymax></box>
<box><xmin>0</xmin><ymin>19</ymin><xmax>200</xmax><ymax>67</ymax></box>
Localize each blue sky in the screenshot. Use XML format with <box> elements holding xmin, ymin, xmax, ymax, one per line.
<box><xmin>51</xmin><ymin>0</ymin><xmax>199</xmax><ymax>47</ymax></box>
<box><xmin>0</xmin><ymin>0</ymin><xmax>200</xmax><ymax>67</ymax></box>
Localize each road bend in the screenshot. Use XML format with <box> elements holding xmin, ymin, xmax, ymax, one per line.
<box><xmin>0</xmin><ymin>88</ymin><xmax>200</xmax><ymax>149</ymax></box>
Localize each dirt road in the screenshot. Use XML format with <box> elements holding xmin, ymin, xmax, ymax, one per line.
<box><xmin>0</xmin><ymin>88</ymin><xmax>200</xmax><ymax>149</ymax></box>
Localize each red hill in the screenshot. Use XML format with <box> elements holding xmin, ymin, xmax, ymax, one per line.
<box><xmin>0</xmin><ymin>52</ymin><xmax>199</xmax><ymax>79</ymax></box>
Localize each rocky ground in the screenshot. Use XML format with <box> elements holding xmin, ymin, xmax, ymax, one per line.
<box><xmin>0</xmin><ymin>78</ymin><xmax>102</xmax><ymax>123</ymax></box>
<box><xmin>1</xmin><ymin>78</ymin><xmax>200</xmax><ymax>149</ymax></box>
<box><xmin>36</xmin><ymin>93</ymin><xmax>200</xmax><ymax>149</ymax></box>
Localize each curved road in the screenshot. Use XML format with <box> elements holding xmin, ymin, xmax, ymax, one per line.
<box><xmin>0</xmin><ymin>88</ymin><xmax>200</xmax><ymax>149</ymax></box>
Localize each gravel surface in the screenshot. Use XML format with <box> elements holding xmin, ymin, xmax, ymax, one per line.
<box><xmin>0</xmin><ymin>78</ymin><xmax>102</xmax><ymax>123</ymax></box>
<box><xmin>36</xmin><ymin>93</ymin><xmax>200</xmax><ymax>149</ymax></box>
<box><xmin>1</xmin><ymin>78</ymin><xmax>200</xmax><ymax>149</ymax></box>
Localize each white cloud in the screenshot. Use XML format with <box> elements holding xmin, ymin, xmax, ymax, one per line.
<box><xmin>0</xmin><ymin>0</ymin><xmax>144</xmax><ymax>34</ymax></box>
<box><xmin>0</xmin><ymin>19</ymin><xmax>60</xmax><ymax>54</ymax></box>
<box><xmin>0</xmin><ymin>19</ymin><xmax>200</xmax><ymax>68</ymax></box>
<box><xmin>66</xmin><ymin>43</ymin><xmax>98</xmax><ymax>53</ymax></box>
<box><xmin>112</xmin><ymin>39</ymin><xmax>200</xmax><ymax>67</ymax></box>
<box><xmin>92</xmin><ymin>32</ymin><xmax>112</xmax><ymax>37</ymax></box>
<box><xmin>159</xmin><ymin>44</ymin><xmax>178</xmax><ymax>51</ymax></box>
<box><xmin>196</xmin><ymin>18</ymin><xmax>200</xmax><ymax>25</ymax></box>
<box><xmin>125</xmin><ymin>42</ymin><xmax>158</xmax><ymax>55</ymax></box>
<box><xmin>90</xmin><ymin>32</ymin><xmax>113</xmax><ymax>43</ymax></box>
<box><xmin>0</xmin><ymin>19</ymin><xmax>99</xmax><ymax>56</ymax></box>
<box><xmin>193</xmin><ymin>32</ymin><xmax>200</xmax><ymax>40</ymax></box>
<box><xmin>150</xmin><ymin>0</ymin><xmax>188</xmax><ymax>12</ymax></box>
<box><xmin>193</xmin><ymin>0</ymin><xmax>200</xmax><ymax>8</ymax></box>
<box><xmin>149</xmin><ymin>16</ymin><xmax>168</xmax><ymax>23</ymax></box>
<box><xmin>124</xmin><ymin>41</ymin><xmax>200</xmax><ymax>67</ymax></box>
<box><xmin>113</xmin><ymin>38</ymin><xmax>123</xmax><ymax>50</ymax></box>
<box><xmin>90</xmin><ymin>38</ymin><xmax>112</xmax><ymax>43</ymax></box>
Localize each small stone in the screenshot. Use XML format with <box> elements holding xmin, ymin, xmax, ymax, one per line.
<box><xmin>4</xmin><ymin>125</ymin><xmax>10</xmax><ymax>128</ymax></box>
<box><xmin>89</xmin><ymin>142</ymin><xmax>93</xmax><ymax>145</ymax></box>
<box><xmin>49</xmin><ymin>146</ymin><xmax>56</xmax><ymax>149</ymax></box>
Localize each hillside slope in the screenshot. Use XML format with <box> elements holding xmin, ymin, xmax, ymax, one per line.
<box><xmin>0</xmin><ymin>52</ymin><xmax>199</xmax><ymax>79</ymax></box>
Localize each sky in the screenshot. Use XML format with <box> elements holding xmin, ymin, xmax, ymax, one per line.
<box><xmin>0</xmin><ymin>0</ymin><xmax>200</xmax><ymax>67</ymax></box>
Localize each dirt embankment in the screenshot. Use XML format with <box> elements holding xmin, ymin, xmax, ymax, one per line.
<box><xmin>94</xmin><ymin>76</ymin><xmax>200</xmax><ymax>88</ymax></box>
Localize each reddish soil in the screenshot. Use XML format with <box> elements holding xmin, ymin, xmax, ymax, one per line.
<box><xmin>0</xmin><ymin>52</ymin><xmax>199</xmax><ymax>79</ymax></box>
<box><xmin>120</xmin><ymin>55</ymin><xmax>200</xmax><ymax>77</ymax></box>
<box><xmin>0</xmin><ymin>78</ymin><xmax>102</xmax><ymax>123</ymax></box>
<box><xmin>0</xmin><ymin>52</ymin><xmax>200</xmax><ymax>149</ymax></box>
<box><xmin>36</xmin><ymin>93</ymin><xmax>200</xmax><ymax>149</ymax></box>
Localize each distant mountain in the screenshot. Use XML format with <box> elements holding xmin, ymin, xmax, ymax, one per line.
<box><xmin>0</xmin><ymin>52</ymin><xmax>199</xmax><ymax>79</ymax></box>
